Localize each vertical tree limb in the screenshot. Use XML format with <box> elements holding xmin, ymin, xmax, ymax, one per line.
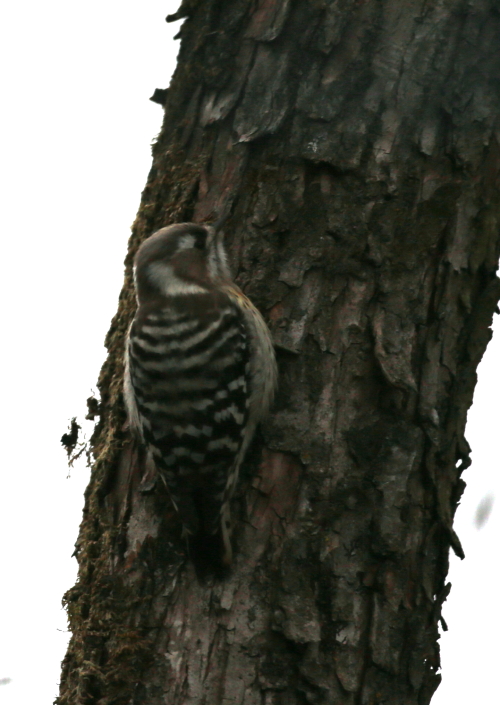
<box><xmin>58</xmin><ymin>2</ymin><xmax>500</xmax><ymax>703</ymax></box>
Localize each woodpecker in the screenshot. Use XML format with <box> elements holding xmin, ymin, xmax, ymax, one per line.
<box><xmin>124</xmin><ymin>222</ymin><xmax>277</xmax><ymax>566</ymax></box>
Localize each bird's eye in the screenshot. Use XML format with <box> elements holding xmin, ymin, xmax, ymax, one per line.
<box><xmin>193</xmin><ymin>235</ymin><xmax>206</xmax><ymax>250</ymax></box>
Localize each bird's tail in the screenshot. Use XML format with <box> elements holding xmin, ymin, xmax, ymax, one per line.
<box><xmin>186</xmin><ymin>490</ymin><xmax>233</xmax><ymax>577</ymax></box>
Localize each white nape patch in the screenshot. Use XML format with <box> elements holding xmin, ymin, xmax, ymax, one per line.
<box><xmin>177</xmin><ymin>234</ymin><xmax>196</xmax><ymax>250</ymax></box>
<box><xmin>147</xmin><ymin>261</ymin><xmax>207</xmax><ymax>296</ymax></box>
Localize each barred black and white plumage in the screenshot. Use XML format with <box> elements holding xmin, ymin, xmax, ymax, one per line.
<box><xmin>124</xmin><ymin>222</ymin><xmax>277</xmax><ymax>566</ymax></box>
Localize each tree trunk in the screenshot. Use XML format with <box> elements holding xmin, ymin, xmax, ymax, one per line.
<box><xmin>57</xmin><ymin>1</ymin><xmax>500</xmax><ymax>704</ymax></box>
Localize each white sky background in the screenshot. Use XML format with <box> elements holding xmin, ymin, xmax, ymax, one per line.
<box><xmin>0</xmin><ymin>2</ymin><xmax>498</xmax><ymax>703</ymax></box>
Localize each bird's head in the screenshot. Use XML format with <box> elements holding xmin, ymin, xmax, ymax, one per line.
<box><xmin>133</xmin><ymin>222</ymin><xmax>231</xmax><ymax>302</ymax></box>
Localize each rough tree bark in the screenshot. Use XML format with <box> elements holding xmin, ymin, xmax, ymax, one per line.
<box><xmin>57</xmin><ymin>1</ymin><xmax>500</xmax><ymax>704</ymax></box>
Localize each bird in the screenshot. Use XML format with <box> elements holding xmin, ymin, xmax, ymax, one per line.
<box><xmin>123</xmin><ymin>221</ymin><xmax>277</xmax><ymax>567</ymax></box>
